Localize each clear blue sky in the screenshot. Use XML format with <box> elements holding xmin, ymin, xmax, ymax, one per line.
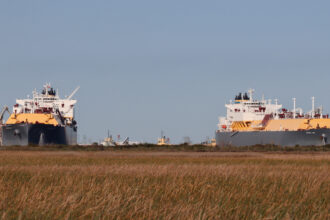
<box><xmin>1</xmin><ymin>0</ymin><xmax>330</xmax><ymax>143</ymax></box>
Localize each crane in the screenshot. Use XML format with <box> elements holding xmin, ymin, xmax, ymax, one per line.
<box><xmin>66</xmin><ymin>86</ymin><xmax>80</xmax><ymax>100</ymax></box>
<box><xmin>0</xmin><ymin>106</ymin><xmax>9</xmax><ymax>124</ymax></box>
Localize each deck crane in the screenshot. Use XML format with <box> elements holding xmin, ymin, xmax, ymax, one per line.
<box><xmin>0</xmin><ymin>106</ymin><xmax>10</xmax><ymax>146</ymax></box>
<box><xmin>67</xmin><ymin>86</ymin><xmax>80</xmax><ymax>100</ymax></box>
<box><xmin>0</xmin><ymin>106</ymin><xmax>9</xmax><ymax>125</ymax></box>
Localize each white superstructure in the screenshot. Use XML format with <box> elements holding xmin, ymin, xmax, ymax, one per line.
<box><xmin>218</xmin><ymin>89</ymin><xmax>282</xmax><ymax>131</ymax></box>
<box><xmin>12</xmin><ymin>83</ymin><xmax>79</xmax><ymax>125</ymax></box>
<box><xmin>217</xmin><ymin>89</ymin><xmax>328</xmax><ymax>132</ymax></box>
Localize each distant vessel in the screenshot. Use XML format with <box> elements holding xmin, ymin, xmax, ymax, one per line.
<box><xmin>100</xmin><ymin>131</ymin><xmax>140</xmax><ymax>146</ymax></box>
<box><xmin>157</xmin><ymin>137</ymin><xmax>170</xmax><ymax>145</ymax></box>
<box><xmin>201</xmin><ymin>138</ymin><xmax>216</xmax><ymax>147</ymax></box>
<box><xmin>157</xmin><ymin>131</ymin><xmax>170</xmax><ymax>145</ymax></box>
<box><xmin>216</xmin><ymin>89</ymin><xmax>330</xmax><ymax>146</ymax></box>
<box><xmin>1</xmin><ymin>83</ymin><xmax>79</xmax><ymax>146</ymax></box>
<box><xmin>101</xmin><ymin>131</ymin><xmax>115</xmax><ymax>146</ymax></box>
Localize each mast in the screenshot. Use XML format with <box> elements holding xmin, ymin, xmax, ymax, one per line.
<box><xmin>293</xmin><ymin>98</ymin><xmax>296</xmax><ymax>119</ymax></box>
<box><xmin>248</xmin><ymin>89</ymin><xmax>254</xmax><ymax>101</ymax></box>
<box><xmin>312</xmin><ymin>97</ymin><xmax>315</xmax><ymax>118</ymax></box>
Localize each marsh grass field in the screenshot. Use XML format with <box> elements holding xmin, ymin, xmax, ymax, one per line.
<box><xmin>0</xmin><ymin>149</ymin><xmax>329</xmax><ymax>219</ymax></box>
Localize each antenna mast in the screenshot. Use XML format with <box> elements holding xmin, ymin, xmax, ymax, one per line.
<box><xmin>248</xmin><ymin>89</ymin><xmax>255</xmax><ymax>101</ymax></box>
<box><xmin>293</xmin><ymin>98</ymin><xmax>296</xmax><ymax>119</ymax></box>
<box><xmin>312</xmin><ymin>97</ymin><xmax>315</xmax><ymax>118</ymax></box>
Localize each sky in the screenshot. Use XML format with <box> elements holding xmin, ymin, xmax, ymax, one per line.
<box><xmin>1</xmin><ymin>0</ymin><xmax>330</xmax><ymax>144</ymax></box>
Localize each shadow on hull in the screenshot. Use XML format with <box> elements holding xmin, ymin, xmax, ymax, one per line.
<box><xmin>1</xmin><ymin>124</ymin><xmax>77</xmax><ymax>146</ymax></box>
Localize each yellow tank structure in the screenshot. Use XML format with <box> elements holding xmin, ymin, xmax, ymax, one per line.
<box><xmin>231</xmin><ymin>120</ymin><xmax>263</xmax><ymax>131</ymax></box>
<box><xmin>6</xmin><ymin>113</ymin><xmax>59</xmax><ymax>126</ymax></box>
<box><xmin>230</xmin><ymin>118</ymin><xmax>330</xmax><ymax>132</ymax></box>
<box><xmin>157</xmin><ymin>137</ymin><xmax>171</xmax><ymax>145</ymax></box>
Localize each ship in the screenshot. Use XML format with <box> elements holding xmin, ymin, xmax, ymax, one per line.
<box><xmin>157</xmin><ymin>131</ymin><xmax>171</xmax><ymax>145</ymax></box>
<box><xmin>216</xmin><ymin>89</ymin><xmax>330</xmax><ymax>146</ymax></box>
<box><xmin>1</xmin><ymin>83</ymin><xmax>79</xmax><ymax>146</ymax></box>
<box><xmin>100</xmin><ymin>131</ymin><xmax>140</xmax><ymax>146</ymax></box>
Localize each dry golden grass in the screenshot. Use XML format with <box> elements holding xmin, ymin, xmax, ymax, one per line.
<box><xmin>0</xmin><ymin>151</ymin><xmax>329</xmax><ymax>219</ymax></box>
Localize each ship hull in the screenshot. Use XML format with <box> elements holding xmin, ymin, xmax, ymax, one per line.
<box><xmin>215</xmin><ymin>129</ymin><xmax>330</xmax><ymax>147</ymax></box>
<box><xmin>1</xmin><ymin>124</ymin><xmax>77</xmax><ymax>146</ymax></box>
